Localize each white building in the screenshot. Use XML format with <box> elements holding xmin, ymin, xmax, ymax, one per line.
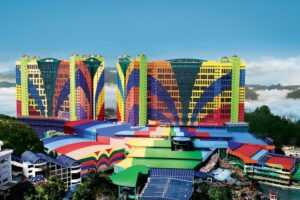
<box><xmin>12</xmin><ymin>151</ymin><xmax>81</xmax><ymax>188</ymax></box>
<box><xmin>0</xmin><ymin>141</ymin><xmax>13</xmax><ymax>186</ymax></box>
<box><xmin>21</xmin><ymin>151</ymin><xmax>47</xmax><ymax>179</ymax></box>
<box><xmin>36</xmin><ymin>153</ymin><xmax>81</xmax><ymax>188</ymax></box>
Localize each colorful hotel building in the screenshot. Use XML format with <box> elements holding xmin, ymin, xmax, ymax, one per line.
<box><xmin>116</xmin><ymin>55</ymin><xmax>245</xmax><ymax>126</ymax></box>
<box><xmin>16</xmin><ymin>54</ymin><xmax>105</xmax><ymax>121</ymax></box>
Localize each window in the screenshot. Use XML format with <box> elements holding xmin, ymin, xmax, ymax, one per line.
<box><xmin>0</xmin><ymin>158</ymin><xmax>8</xmax><ymax>164</ymax></box>
<box><xmin>3</xmin><ymin>178</ymin><xmax>8</xmax><ymax>183</ymax></box>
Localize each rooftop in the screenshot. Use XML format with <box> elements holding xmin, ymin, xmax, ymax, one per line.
<box><xmin>127</xmin><ymin>147</ymin><xmax>203</xmax><ymax>160</ymax></box>
<box><xmin>264</xmin><ymin>154</ymin><xmax>296</xmax><ymax>170</ymax></box>
<box><xmin>21</xmin><ymin>151</ymin><xmax>46</xmax><ymax>164</ymax></box>
<box><xmin>110</xmin><ymin>165</ymin><xmax>149</xmax><ymax>187</ymax></box>
<box><xmin>115</xmin><ymin>158</ymin><xmax>201</xmax><ymax>172</ymax></box>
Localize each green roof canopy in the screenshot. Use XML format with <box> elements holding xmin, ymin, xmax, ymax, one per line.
<box><xmin>110</xmin><ymin>165</ymin><xmax>149</xmax><ymax>187</ymax></box>
<box><xmin>129</xmin><ymin>148</ymin><xmax>203</xmax><ymax>160</ymax></box>
<box><xmin>131</xmin><ymin>158</ymin><xmax>201</xmax><ymax>169</ymax></box>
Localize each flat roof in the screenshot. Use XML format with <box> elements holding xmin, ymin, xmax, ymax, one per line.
<box><xmin>193</xmin><ymin>139</ymin><xmax>228</xmax><ymax>149</ymax></box>
<box><xmin>128</xmin><ymin>148</ymin><xmax>202</xmax><ymax>160</ymax></box>
<box><xmin>265</xmin><ymin>155</ymin><xmax>295</xmax><ymax>170</ymax></box>
<box><xmin>126</xmin><ymin>138</ymin><xmax>171</xmax><ymax>148</ymax></box>
<box><xmin>230</xmin><ymin>132</ymin><xmax>267</xmax><ymax>145</ymax></box>
<box><xmin>115</xmin><ymin>158</ymin><xmax>201</xmax><ymax>171</ymax></box>
<box><xmin>228</xmin><ymin>142</ymin><xmax>274</xmax><ymax>164</ymax></box>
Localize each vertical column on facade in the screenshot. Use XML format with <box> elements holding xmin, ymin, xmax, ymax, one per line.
<box><xmin>93</xmin><ymin>54</ymin><xmax>105</xmax><ymax>120</ymax></box>
<box><xmin>216</xmin><ymin>63</ymin><xmax>222</xmax><ymax>126</ymax></box>
<box><xmin>136</xmin><ymin>54</ymin><xmax>147</xmax><ymax>126</ymax></box>
<box><xmin>69</xmin><ymin>54</ymin><xmax>80</xmax><ymax>121</ymax></box>
<box><xmin>16</xmin><ymin>62</ymin><xmax>23</xmax><ymax>117</ymax></box>
<box><xmin>20</xmin><ymin>55</ymin><xmax>30</xmax><ymax>116</ymax></box>
<box><xmin>116</xmin><ymin>55</ymin><xmax>131</xmax><ymax>122</ymax></box>
<box><xmin>230</xmin><ymin>55</ymin><xmax>241</xmax><ymax>122</ymax></box>
<box><xmin>238</xmin><ymin>63</ymin><xmax>246</xmax><ymax>122</ymax></box>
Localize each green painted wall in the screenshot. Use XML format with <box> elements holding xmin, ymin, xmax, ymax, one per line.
<box><xmin>230</xmin><ymin>56</ymin><xmax>241</xmax><ymax>122</ymax></box>
<box><xmin>69</xmin><ymin>54</ymin><xmax>83</xmax><ymax>121</ymax></box>
<box><xmin>20</xmin><ymin>56</ymin><xmax>30</xmax><ymax>116</ymax></box>
<box><xmin>136</xmin><ymin>54</ymin><xmax>147</xmax><ymax>126</ymax></box>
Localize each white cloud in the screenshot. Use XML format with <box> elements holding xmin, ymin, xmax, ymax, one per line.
<box><xmin>105</xmin><ymin>84</ymin><xmax>116</xmax><ymax>109</ymax></box>
<box><xmin>0</xmin><ymin>87</ymin><xmax>16</xmax><ymax>116</ymax></box>
<box><xmin>245</xmin><ymin>89</ymin><xmax>300</xmax><ymax>121</ymax></box>
<box><xmin>0</xmin><ymin>60</ymin><xmax>15</xmax><ymax>73</ymax></box>
<box><xmin>246</xmin><ymin>55</ymin><xmax>300</xmax><ymax>85</ymax></box>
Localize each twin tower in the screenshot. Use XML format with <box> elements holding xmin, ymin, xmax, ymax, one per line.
<box><xmin>16</xmin><ymin>54</ymin><xmax>245</xmax><ymax>127</ymax></box>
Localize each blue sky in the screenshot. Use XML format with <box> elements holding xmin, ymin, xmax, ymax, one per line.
<box><xmin>0</xmin><ymin>0</ymin><xmax>300</xmax><ymax>84</ymax></box>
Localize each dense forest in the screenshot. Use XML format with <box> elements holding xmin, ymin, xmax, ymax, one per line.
<box><xmin>245</xmin><ymin>106</ymin><xmax>300</xmax><ymax>147</ymax></box>
<box><xmin>0</xmin><ymin>114</ymin><xmax>43</xmax><ymax>156</ymax></box>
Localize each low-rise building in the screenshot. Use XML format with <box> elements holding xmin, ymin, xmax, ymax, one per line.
<box><xmin>228</xmin><ymin>142</ymin><xmax>296</xmax><ymax>185</ymax></box>
<box><xmin>0</xmin><ymin>141</ymin><xmax>13</xmax><ymax>186</ymax></box>
<box><xmin>37</xmin><ymin>153</ymin><xmax>81</xmax><ymax>188</ymax></box>
<box><xmin>12</xmin><ymin>151</ymin><xmax>81</xmax><ymax>188</ymax></box>
<box><xmin>21</xmin><ymin>151</ymin><xmax>47</xmax><ymax>179</ymax></box>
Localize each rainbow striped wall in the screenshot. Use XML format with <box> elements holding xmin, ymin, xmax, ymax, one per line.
<box><xmin>16</xmin><ymin>54</ymin><xmax>105</xmax><ymax>121</ymax></box>
<box><xmin>43</xmin><ymin>136</ymin><xmax>126</xmax><ymax>176</ymax></box>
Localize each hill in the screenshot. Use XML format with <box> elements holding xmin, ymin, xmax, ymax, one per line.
<box><xmin>105</xmin><ymin>68</ymin><xmax>117</xmax><ymax>84</ymax></box>
<box><xmin>0</xmin><ymin>70</ymin><xmax>15</xmax><ymax>82</ymax></box>
<box><xmin>247</xmin><ymin>84</ymin><xmax>300</xmax><ymax>91</ymax></box>
<box><xmin>0</xmin><ymin>81</ymin><xmax>15</xmax><ymax>88</ymax></box>
<box><xmin>245</xmin><ymin>87</ymin><xmax>258</xmax><ymax>100</ymax></box>
<box><xmin>287</xmin><ymin>89</ymin><xmax>300</xmax><ymax>99</ymax></box>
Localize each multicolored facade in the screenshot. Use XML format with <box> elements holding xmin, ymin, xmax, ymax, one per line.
<box><xmin>40</xmin><ymin>119</ymin><xmax>300</xmax><ymax>189</ymax></box>
<box><xmin>16</xmin><ymin>54</ymin><xmax>105</xmax><ymax>121</ymax></box>
<box><xmin>116</xmin><ymin>55</ymin><xmax>245</xmax><ymax>126</ymax></box>
<box><xmin>116</xmin><ymin>55</ymin><xmax>147</xmax><ymax>126</ymax></box>
<box><xmin>228</xmin><ymin>141</ymin><xmax>298</xmax><ymax>185</ymax></box>
<box><xmin>43</xmin><ymin>135</ymin><xmax>126</xmax><ymax>176</ymax></box>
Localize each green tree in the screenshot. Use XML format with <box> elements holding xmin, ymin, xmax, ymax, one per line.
<box><xmin>105</xmin><ymin>108</ymin><xmax>116</xmax><ymax>118</ymax></box>
<box><xmin>0</xmin><ymin>115</ymin><xmax>44</xmax><ymax>156</ymax></box>
<box><xmin>7</xmin><ymin>181</ymin><xmax>36</xmax><ymax>200</ymax></box>
<box><xmin>72</xmin><ymin>171</ymin><xmax>117</xmax><ymax>200</ymax></box>
<box><xmin>245</xmin><ymin>106</ymin><xmax>300</xmax><ymax>147</ymax></box>
<box><xmin>25</xmin><ymin>177</ymin><xmax>66</xmax><ymax>200</ymax></box>
<box><xmin>208</xmin><ymin>186</ymin><xmax>232</xmax><ymax>200</ymax></box>
<box><xmin>192</xmin><ymin>182</ymin><xmax>210</xmax><ymax>200</ymax></box>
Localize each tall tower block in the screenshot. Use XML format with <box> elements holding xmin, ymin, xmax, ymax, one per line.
<box><xmin>116</xmin><ymin>55</ymin><xmax>131</xmax><ymax>122</ymax></box>
<box><xmin>93</xmin><ymin>54</ymin><xmax>105</xmax><ymax>121</ymax></box>
<box><xmin>69</xmin><ymin>54</ymin><xmax>105</xmax><ymax>121</ymax></box>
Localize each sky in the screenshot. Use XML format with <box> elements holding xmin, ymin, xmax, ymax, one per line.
<box><xmin>0</xmin><ymin>0</ymin><xmax>300</xmax><ymax>85</ymax></box>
